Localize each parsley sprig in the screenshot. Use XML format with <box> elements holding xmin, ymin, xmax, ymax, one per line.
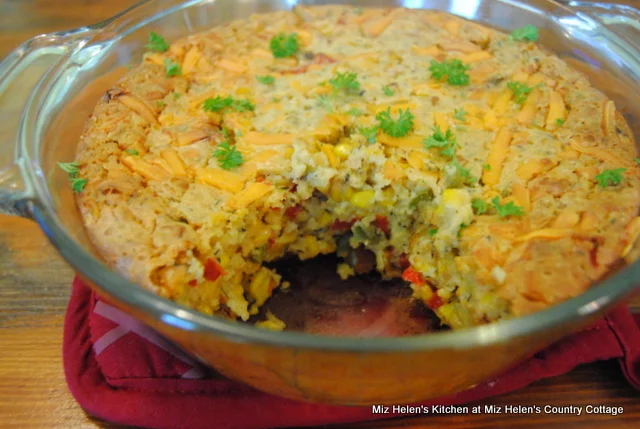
<box><xmin>507</xmin><ymin>81</ymin><xmax>540</xmax><ymax>104</ymax></box>
<box><xmin>256</xmin><ymin>75</ymin><xmax>275</xmax><ymax>85</ymax></box>
<box><xmin>423</xmin><ymin>126</ymin><xmax>458</xmax><ymax>158</ymax></box>
<box><xmin>510</xmin><ymin>25</ymin><xmax>539</xmax><ymax>42</ymax></box>
<box><xmin>492</xmin><ymin>197</ymin><xmax>525</xmax><ymax>218</ymax></box>
<box><xmin>270</xmin><ymin>33</ymin><xmax>299</xmax><ymax>58</ymax></box>
<box><xmin>359</xmin><ymin>125</ymin><xmax>379</xmax><ymax>144</ymax></box>
<box><xmin>595</xmin><ymin>168</ymin><xmax>626</xmax><ymax>187</ymax></box>
<box><xmin>146</xmin><ymin>32</ymin><xmax>169</xmax><ymax>52</ymax></box>
<box><xmin>382</xmin><ymin>85</ymin><xmax>395</xmax><ymax>96</ymax></box>
<box><xmin>329</xmin><ymin>72</ymin><xmax>361</xmax><ymax>94</ymax></box>
<box><xmin>453</xmin><ymin>108</ymin><xmax>468</xmax><ymax>122</ymax></box>
<box><xmin>451</xmin><ymin>159</ymin><xmax>475</xmax><ymax>185</ymax></box>
<box><xmin>164</xmin><ymin>59</ymin><xmax>182</xmax><ymax>77</ymax></box>
<box><xmin>58</xmin><ymin>162</ymin><xmax>87</xmax><ymax>193</ymax></box>
<box><xmin>471</xmin><ymin>198</ymin><xmax>489</xmax><ymax>215</ymax></box>
<box><xmin>317</xmin><ymin>94</ymin><xmax>334</xmax><ymax>112</ymax></box>
<box><xmin>203</xmin><ymin>96</ymin><xmax>255</xmax><ymax>113</ymax></box>
<box><xmin>429</xmin><ymin>59</ymin><xmax>470</xmax><ymax>86</ymax></box>
<box><xmin>376</xmin><ymin>108</ymin><xmax>414</xmax><ymax>137</ymax></box>
<box><xmin>213</xmin><ymin>142</ymin><xmax>244</xmax><ymax>170</ymax></box>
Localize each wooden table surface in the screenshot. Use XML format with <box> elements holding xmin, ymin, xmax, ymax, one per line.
<box><xmin>0</xmin><ymin>1</ymin><xmax>639</xmax><ymax>428</ymax></box>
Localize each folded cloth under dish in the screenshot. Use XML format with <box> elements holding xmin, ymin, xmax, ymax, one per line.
<box><xmin>63</xmin><ymin>278</ymin><xmax>640</xmax><ymax>429</ymax></box>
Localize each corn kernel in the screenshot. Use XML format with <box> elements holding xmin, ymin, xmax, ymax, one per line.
<box><xmin>253</xmin><ymin>227</ymin><xmax>272</xmax><ymax>247</ymax></box>
<box><xmin>330</xmin><ymin>181</ymin><xmax>343</xmax><ymax>201</ymax></box>
<box><xmin>440</xmin><ymin>189</ymin><xmax>466</xmax><ymax>208</ymax></box>
<box><xmin>334</xmin><ymin>143</ymin><xmax>352</xmax><ymax>159</ymax></box>
<box><xmin>437</xmin><ymin>303</ymin><xmax>456</xmax><ymax>322</ymax></box>
<box><xmin>414</xmin><ymin>285</ymin><xmax>433</xmax><ymax>301</ymax></box>
<box><xmin>383</xmin><ymin>189</ymin><xmax>395</xmax><ymax>206</ymax></box>
<box><xmin>283</xmin><ymin>147</ymin><xmax>294</xmax><ymax>159</ymax></box>
<box><xmin>264</xmin><ymin>210</ymin><xmax>282</xmax><ymax>225</ymax></box>
<box><xmin>256</xmin><ymin>311</ymin><xmax>286</xmax><ymax>331</ymax></box>
<box><xmin>211</xmin><ymin>212</ymin><xmax>226</xmax><ymax>224</ymax></box>
<box><xmin>350</xmin><ymin>190</ymin><xmax>376</xmax><ymax>208</ymax></box>
<box><xmin>248</xmin><ymin>267</ymin><xmax>276</xmax><ymax>307</ymax></box>
<box><xmin>436</xmin><ymin>288</ymin><xmax>452</xmax><ymax>299</ymax></box>
<box><xmin>317</xmin><ymin>211</ymin><xmax>333</xmax><ymax>228</ymax></box>
<box><xmin>279</xmin><ymin>231</ymin><xmax>298</xmax><ymax>245</ymax></box>
<box><xmin>235</xmin><ymin>86</ymin><xmax>251</xmax><ymax>96</ymax></box>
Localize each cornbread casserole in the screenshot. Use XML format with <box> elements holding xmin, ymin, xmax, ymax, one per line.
<box><xmin>69</xmin><ymin>6</ymin><xmax>640</xmax><ymax>330</ymax></box>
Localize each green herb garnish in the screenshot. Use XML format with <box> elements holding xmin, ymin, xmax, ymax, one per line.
<box><xmin>270</xmin><ymin>32</ymin><xmax>299</xmax><ymax>58</ymax></box>
<box><xmin>70</xmin><ymin>177</ymin><xmax>88</xmax><ymax>193</ymax></box>
<box><xmin>451</xmin><ymin>159</ymin><xmax>475</xmax><ymax>185</ymax></box>
<box><xmin>453</xmin><ymin>108</ymin><xmax>468</xmax><ymax>122</ymax></box>
<box><xmin>556</xmin><ymin>118</ymin><xmax>565</xmax><ymax>126</ymax></box>
<box><xmin>492</xmin><ymin>196</ymin><xmax>525</xmax><ymax>218</ymax></box>
<box><xmin>471</xmin><ymin>198</ymin><xmax>489</xmax><ymax>215</ymax></box>
<box><xmin>329</xmin><ymin>72</ymin><xmax>361</xmax><ymax>93</ymax></box>
<box><xmin>595</xmin><ymin>168</ymin><xmax>626</xmax><ymax>187</ymax></box>
<box><xmin>429</xmin><ymin>59</ymin><xmax>470</xmax><ymax>86</ymax></box>
<box><xmin>376</xmin><ymin>107</ymin><xmax>414</xmax><ymax>137</ymax></box>
<box><xmin>58</xmin><ymin>162</ymin><xmax>80</xmax><ymax>175</ymax></box>
<box><xmin>203</xmin><ymin>96</ymin><xmax>255</xmax><ymax>113</ymax></box>
<box><xmin>423</xmin><ymin>126</ymin><xmax>457</xmax><ymax>158</ymax></box>
<box><xmin>233</xmin><ymin>99</ymin><xmax>256</xmax><ymax>112</ymax></box>
<box><xmin>317</xmin><ymin>94</ymin><xmax>334</xmax><ymax>112</ymax></box>
<box><xmin>382</xmin><ymin>85</ymin><xmax>395</xmax><ymax>96</ymax></box>
<box><xmin>510</xmin><ymin>25</ymin><xmax>539</xmax><ymax>42</ymax></box>
<box><xmin>214</xmin><ymin>142</ymin><xmax>244</xmax><ymax>170</ymax></box>
<box><xmin>125</xmin><ymin>149</ymin><xmax>139</xmax><ymax>156</ymax></box>
<box><xmin>172</xmin><ymin>92</ymin><xmax>182</xmax><ymax>100</ymax></box>
<box><xmin>483</xmin><ymin>163</ymin><xmax>492</xmax><ymax>171</ymax></box>
<box><xmin>347</xmin><ymin>108</ymin><xmax>363</xmax><ymax>117</ymax></box>
<box><xmin>58</xmin><ymin>162</ymin><xmax>87</xmax><ymax>193</ymax></box>
<box><xmin>146</xmin><ymin>32</ymin><xmax>169</xmax><ymax>52</ymax></box>
<box><xmin>256</xmin><ymin>75</ymin><xmax>275</xmax><ymax>85</ymax></box>
<box><xmin>359</xmin><ymin>125</ymin><xmax>379</xmax><ymax>144</ymax></box>
<box><xmin>507</xmin><ymin>81</ymin><xmax>540</xmax><ymax>104</ymax></box>
<box><xmin>428</xmin><ymin>227</ymin><xmax>438</xmax><ymax>236</ymax></box>
<box><xmin>164</xmin><ymin>59</ymin><xmax>182</xmax><ymax>77</ymax></box>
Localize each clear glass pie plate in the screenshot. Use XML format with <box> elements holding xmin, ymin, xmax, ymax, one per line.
<box><xmin>0</xmin><ymin>0</ymin><xmax>639</xmax><ymax>404</ymax></box>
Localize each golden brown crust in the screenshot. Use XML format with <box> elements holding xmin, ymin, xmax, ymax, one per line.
<box><xmin>73</xmin><ymin>6</ymin><xmax>640</xmax><ymax>328</ymax></box>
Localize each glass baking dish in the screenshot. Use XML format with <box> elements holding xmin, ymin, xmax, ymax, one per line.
<box><xmin>1</xmin><ymin>0</ymin><xmax>639</xmax><ymax>404</ymax></box>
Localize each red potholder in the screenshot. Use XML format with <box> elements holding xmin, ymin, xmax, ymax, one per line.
<box><xmin>63</xmin><ymin>278</ymin><xmax>640</xmax><ymax>429</ymax></box>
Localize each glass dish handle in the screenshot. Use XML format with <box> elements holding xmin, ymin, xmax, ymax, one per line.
<box><xmin>0</xmin><ymin>28</ymin><xmax>96</xmax><ymax>217</ymax></box>
<box><xmin>560</xmin><ymin>1</ymin><xmax>640</xmax><ymax>51</ymax></box>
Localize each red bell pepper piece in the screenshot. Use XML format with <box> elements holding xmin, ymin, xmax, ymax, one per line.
<box><xmin>373</xmin><ymin>215</ymin><xmax>391</xmax><ymax>238</ymax></box>
<box><xmin>331</xmin><ymin>218</ymin><xmax>357</xmax><ymax>232</ymax></box>
<box><xmin>426</xmin><ymin>294</ymin><xmax>444</xmax><ymax>310</ymax></box>
<box><xmin>203</xmin><ymin>258</ymin><xmax>225</xmax><ymax>282</ymax></box>
<box><xmin>285</xmin><ymin>205</ymin><xmax>303</xmax><ymax>219</ymax></box>
<box><xmin>402</xmin><ymin>267</ymin><xmax>425</xmax><ymax>286</ymax></box>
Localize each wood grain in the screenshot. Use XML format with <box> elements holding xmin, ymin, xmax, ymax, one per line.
<box><xmin>0</xmin><ymin>1</ymin><xmax>639</xmax><ymax>428</ymax></box>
